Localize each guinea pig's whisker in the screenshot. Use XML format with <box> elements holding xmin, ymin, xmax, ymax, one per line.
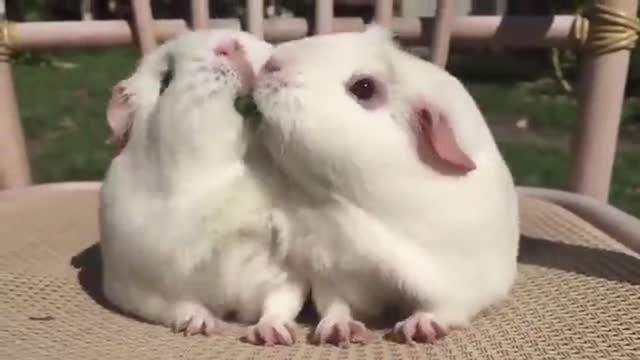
<box><xmin>292</xmin><ymin>95</ymin><xmax>303</xmax><ymax>113</ymax></box>
<box><xmin>278</xmin><ymin>141</ymin><xmax>287</xmax><ymax>157</ymax></box>
<box><xmin>208</xmin><ymin>84</ymin><xmax>224</xmax><ymax>98</ymax></box>
<box><xmin>190</xmin><ymin>55</ymin><xmax>207</xmax><ymax>63</ymax></box>
<box><xmin>184</xmin><ymin>81</ymin><xmax>197</xmax><ymax>92</ymax></box>
<box><xmin>188</xmin><ymin>108</ymin><xmax>199</xmax><ymax>134</ymax></box>
<box><xmin>284</xmin><ymin>97</ymin><xmax>298</xmax><ymax>118</ymax></box>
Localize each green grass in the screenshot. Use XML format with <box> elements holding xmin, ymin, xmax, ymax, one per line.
<box><xmin>11</xmin><ymin>49</ymin><xmax>640</xmax><ymax>217</ymax></box>
<box><xmin>14</xmin><ymin>48</ymin><xmax>138</xmax><ymax>181</ymax></box>
<box><xmin>498</xmin><ymin>142</ymin><xmax>640</xmax><ymax>217</ymax></box>
<box><xmin>466</xmin><ymin>81</ymin><xmax>640</xmax><ymax>137</ymax></box>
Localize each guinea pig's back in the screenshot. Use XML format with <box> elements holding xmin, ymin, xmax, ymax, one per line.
<box><xmin>99</xmin><ymin>154</ymin><xmax>174</xmax><ymax>269</ymax></box>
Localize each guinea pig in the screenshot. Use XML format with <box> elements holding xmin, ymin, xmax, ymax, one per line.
<box><xmin>99</xmin><ymin>29</ymin><xmax>308</xmax><ymax>346</ymax></box>
<box><xmin>252</xmin><ymin>24</ymin><xmax>520</xmax><ymax>347</ymax></box>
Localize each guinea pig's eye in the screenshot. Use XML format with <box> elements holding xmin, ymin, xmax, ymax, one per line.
<box><xmin>159</xmin><ymin>69</ymin><xmax>173</xmax><ymax>94</ymax></box>
<box><xmin>346</xmin><ymin>75</ymin><xmax>386</xmax><ymax>109</ymax></box>
<box><xmin>159</xmin><ymin>56</ymin><xmax>175</xmax><ymax>95</ymax></box>
<box><xmin>348</xmin><ymin>77</ymin><xmax>376</xmax><ymax>101</ymax></box>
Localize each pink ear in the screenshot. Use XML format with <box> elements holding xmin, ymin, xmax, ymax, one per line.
<box><xmin>412</xmin><ymin>103</ymin><xmax>476</xmax><ymax>175</ymax></box>
<box><xmin>106</xmin><ymin>81</ymin><xmax>133</xmax><ymax>157</ymax></box>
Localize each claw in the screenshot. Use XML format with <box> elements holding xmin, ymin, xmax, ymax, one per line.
<box><xmin>247</xmin><ymin>320</ymin><xmax>296</xmax><ymax>346</ymax></box>
<box><xmin>170</xmin><ymin>303</ymin><xmax>218</xmax><ymax>337</ymax></box>
<box><xmin>393</xmin><ymin>312</ymin><xmax>447</xmax><ymax>344</ymax></box>
<box><xmin>313</xmin><ymin>316</ymin><xmax>372</xmax><ymax>347</ymax></box>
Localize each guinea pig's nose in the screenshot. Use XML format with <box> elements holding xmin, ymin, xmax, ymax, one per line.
<box><xmin>262</xmin><ymin>58</ymin><xmax>282</xmax><ymax>74</ymax></box>
<box><xmin>214</xmin><ymin>39</ymin><xmax>242</xmax><ymax>57</ymax></box>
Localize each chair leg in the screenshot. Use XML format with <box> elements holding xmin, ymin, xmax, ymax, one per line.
<box><xmin>131</xmin><ymin>0</ymin><xmax>157</xmax><ymax>54</ymax></box>
<box><xmin>0</xmin><ymin>23</ymin><xmax>31</xmax><ymax>189</ymax></box>
<box><xmin>430</xmin><ymin>0</ymin><xmax>456</xmax><ymax>67</ymax></box>
<box><xmin>246</xmin><ymin>0</ymin><xmax>265</xmax><ymax>39</ymax></box>
<box><xmin>191</xmin><ymin>0</ymin><xmax>209</xmax><ymax>30</ymax></box>
<box><xmin>569</xmin><ymin>0</ymin><xmax>640</xmax><ymax>202</ymax></box>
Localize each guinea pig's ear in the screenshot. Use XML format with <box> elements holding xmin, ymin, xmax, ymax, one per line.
<box><xmin>106</xmin><ymin>80</ymin><xmax>133</xmax><ymax>156</ymax></box>
<box><xmin>411</xmin><ymin>101</ymin><xmax>476</xmax><ymax>175</ymax></box>
<box><xmin>363</xmin><ymin>22</ymin><xmax>395</xmax><ymax>43</ymax></box>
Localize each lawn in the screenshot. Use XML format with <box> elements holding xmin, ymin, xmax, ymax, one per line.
<box><xmin>10</xmin><ymin>48</ymin><xmax>640</xmax><ymax>217</ymax></box>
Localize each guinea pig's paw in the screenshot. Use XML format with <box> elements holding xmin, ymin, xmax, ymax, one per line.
<box><xmin>246</xmin><ymin>320</ymin><xmax>297</xmax><ymax>346</ymax></box>
<box><xmin>313</xmin><ymin>316</ymin><xmax>373</xmax><ymax>348</ymax></box>
<box><xmin>391</xmin><ymin>312</ymin><xmax>447</xmax><ymax>345</ymax></box>
<box><xmin>269</xmin><ymin>210</ymin><xmax>290</xmax><ymax>239</ymax></box>
<box><xmin>170</xmin><ymin>302</ymin><xmax>219</xmax><ymax>337</ymax></box>
<box><xmin>268</xmin><ymin>210</ymin><xmax>292</xmax><ymax>255</ymax></box>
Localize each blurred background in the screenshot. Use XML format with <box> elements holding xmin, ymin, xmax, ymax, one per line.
<box><xmin>4</xmin><ymin>0</ymin><xmax>639</xmax><ymax>216</ymax></box>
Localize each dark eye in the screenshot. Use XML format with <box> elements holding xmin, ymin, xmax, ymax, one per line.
<box><xmin>159</xmin><ymin>69</ymin><xmax>173</xmax><ymax>94</ymax></box>
<box><xmin>159</xmin><ymin>56</ymin><xmax>175</xmax><ymax>94</ymax></box>
<box><xmin>348</xmin><ymin>77</ymin><xmax>376</xmax><ymax>101</ymax></box>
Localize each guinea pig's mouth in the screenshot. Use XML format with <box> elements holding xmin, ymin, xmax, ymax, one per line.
<box><xmin>234</xmin><ymin>95</ymin><xmax>263</xmax><ymax>128</ymax></box>
<box><xmin>220</xmin><ymin>59</ymin><xmax>255</xmax><ymax>97</ymax></box>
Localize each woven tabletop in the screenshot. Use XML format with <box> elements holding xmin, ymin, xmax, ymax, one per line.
<box><xmin>1</xmin><ymin>188</ymin><xmax>639</xmax><ymax>359</ymax></box>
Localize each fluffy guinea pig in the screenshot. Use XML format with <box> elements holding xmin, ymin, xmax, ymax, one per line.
<box><xmin>99</xmin><ymin>29</ymin><xmax>308</xmax><ymax>346</ymax></box>
<box><xmin>252</xmin><ymin>24</ymin><xmax>519</xmax><ymax>347</ymax></box>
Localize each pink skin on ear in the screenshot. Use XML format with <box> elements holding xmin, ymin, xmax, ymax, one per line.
<box><xmin>412</xmin><ymin>101</ymin><xmax>476</xmax><ymax>175</ymax></box>
<box><xmin>106</xmin><ymin>81</ymin><xmax>133</xmax><ymax>157</ymax></box>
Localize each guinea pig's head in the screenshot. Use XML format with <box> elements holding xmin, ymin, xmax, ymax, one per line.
<box><xmin>107</xmin><ymin>29</ymin><xmax>273</xmax><ymax>159</ymax></box>
<box><xmin>167</xmin><ymin>29</ymin><xmax>273</xmax><ymax>99</ymax></box>
<box><xmin>254</xmin><ymin>24</ymin><xmax>492</xmax><ymax>191</ymax></box>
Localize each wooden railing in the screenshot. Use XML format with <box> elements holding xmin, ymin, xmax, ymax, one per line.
<box><xmin>1</xmin><ymin>0</ymin><xmax>638</xmax><ymax>203</ymax></box>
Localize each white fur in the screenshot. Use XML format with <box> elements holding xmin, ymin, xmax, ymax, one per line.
<box><xmin>253</xmin><ymin>25</ymin><xmax>520</xmax><ymax>335</ymax></box>
<box><xmin>99</xmin><ymin>29</ymin><xmax>307</xmax><ymax>338</ymax></box>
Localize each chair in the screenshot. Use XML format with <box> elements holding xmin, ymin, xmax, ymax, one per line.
<box><xmin>1</xmin><ymin>1</ymin><xmax>639</xmax><ymax>358</ymax></box>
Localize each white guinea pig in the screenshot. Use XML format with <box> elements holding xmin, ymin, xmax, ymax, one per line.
<box><xmin>253</xmin><ymin>25</ymin><xmax>520</xmax><ymax>347</ymax></box>
<box><xmin>99</xmin><ymin>29</ymin><xmax>308</xmax><ymax>346</ymax></box>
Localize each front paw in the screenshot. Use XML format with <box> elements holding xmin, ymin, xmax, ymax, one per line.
<box><xmin>313</xmin><ymin>316</ymin><xmax>372</xmax><ymax>348</ymax></box>
<box><xmin>392</xmin><ymin>312</ymin><xmax>447</xmax><ymax>344</ymax></box>
<box><xmin>246</xmin><ymin>320</ymin><xmax>297</xmax><ymax>346</ymax></box>
<box><xmin>170</xmin><ymin>302</ymin><xmax>218</xmax><ymax>336</ymax></box>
